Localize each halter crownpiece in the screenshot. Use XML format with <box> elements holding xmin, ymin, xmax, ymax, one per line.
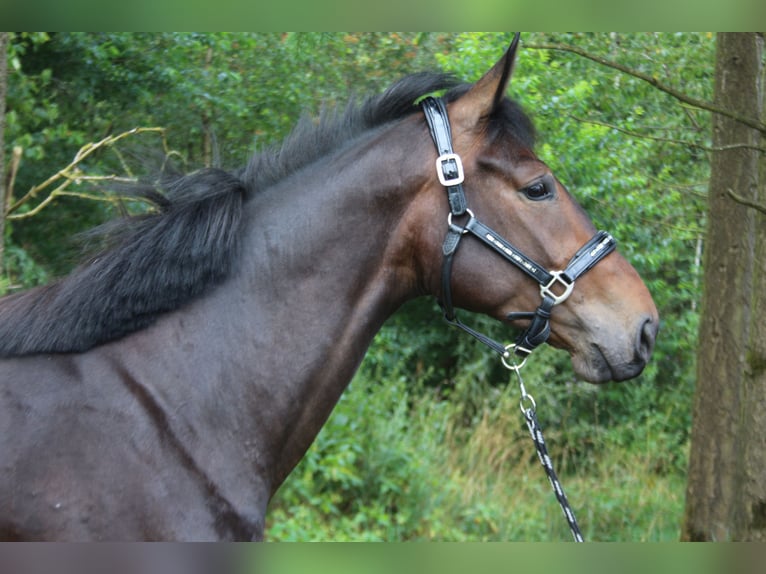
<box><xmin>420</xmin><ymin>95</ymin><xmax>616</xmax><ymax>360</ymax></box>
<box><xmin>421</xmin><ymin>97</ymin><xmax>468</xmax><ymax>215</ymax></box>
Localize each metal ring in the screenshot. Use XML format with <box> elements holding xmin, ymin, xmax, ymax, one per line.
<box><xmin>501</xmin><ymin>344</ymin><xmax>527</xmax><ymax>371</ymax></box>
<box><xmin>519</xmin><ymin>393</ymin><xmax>537</xmax><ymax>415</ymax></box>
<box><xmin>447</xmin><ymin>208</ymin><xmax>474</xmax><ymax>231</ymax></box>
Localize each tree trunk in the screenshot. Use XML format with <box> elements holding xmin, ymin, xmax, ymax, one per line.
<box><xmin>0</xmin><ymin>32</ymin><xmax>8</xmax><ymax>281</ymax></box>
<box><xmin>682</xmin><ymin>32</ymin><xmax>765</xmax><ymax>542</ymax></box>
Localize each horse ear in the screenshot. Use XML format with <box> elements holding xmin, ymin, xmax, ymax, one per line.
<box><xmin>451</xmin><ymin>33</ymin><xmax>520</xmax><ymax>128</ymax></box>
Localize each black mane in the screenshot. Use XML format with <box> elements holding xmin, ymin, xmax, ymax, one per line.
<box><xmin>0</xmin><ymin>71</ymin><xmax>535</xmax><ymax>357</ymax></box>
<box><xmin>240</xmin><ymin>74</ymin><xmax>535</xmax><ymax>194</ymax></box>
<box><xmin>0</xmin><ymin>168</ymin><xmax>246</xmax><ymax>356</ymax></box>
<box><xmin>240</xmin><ymin>72</ymin><xmax>461</xmax><ymax>193</ymax></box>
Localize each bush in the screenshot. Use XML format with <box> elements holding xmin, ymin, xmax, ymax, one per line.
<box><xmin>265</xmin><ymin>327</ymin><xmax>688</xmax><ymax>541</ymax></box>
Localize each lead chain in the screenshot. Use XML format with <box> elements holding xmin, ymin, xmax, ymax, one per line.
<box><xmin>501</xmin><ymin>348</ymin><xmax>585</xmax><ymax>543</ymax></box>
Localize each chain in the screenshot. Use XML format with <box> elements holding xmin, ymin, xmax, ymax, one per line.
<box><xmin>502</xmin><ymin>345</ymin><xmax>585</xmax><ymax>542</ymax></box>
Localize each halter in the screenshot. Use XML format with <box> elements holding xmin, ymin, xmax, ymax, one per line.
<box><xmin>421</xmin><ymin>96</ymin><xmax>616</xmax><ymax>362</ymax></box>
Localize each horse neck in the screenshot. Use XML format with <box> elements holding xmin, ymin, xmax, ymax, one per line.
<box><xmin>88</xmin><ymin>119</ymin><xmax>432</xmax><ymax>514</ymax></box>
<box><xmin>224</xmin><ymin>119</ymin><xmax>431</xmax><ymax>487</ymax></box>
<box><xmin>249</xmin><ymin>120</ymin><xmax>430</xmax><ymax>297</ymax></box>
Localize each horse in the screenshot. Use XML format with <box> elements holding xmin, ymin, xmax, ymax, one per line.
<box><xmin>0</xmin><ymin>36</ymin><xmax>658</xmax><ymax>541</ymax></box>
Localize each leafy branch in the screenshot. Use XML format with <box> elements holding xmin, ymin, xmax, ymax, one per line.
<box><xmin>571</xmin><ymin>114</ymin><xmax>766</xmax><ymax>154</ymax></box>
<box><xmin>575</xmin><ymin>116</ymin><xmax>766</xmax><ymax>215</ymax></box>
<box><xmin>5</xmin><ymin>127</ymin><xmax>168</xmax><ymax>221</ymax></box>
<box><xmin>525</xmin><ymin>42</ymin><xmax>766</xmax><ymax>135</ymax></box>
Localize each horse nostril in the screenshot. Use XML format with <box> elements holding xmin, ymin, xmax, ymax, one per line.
<box><xmin>637</xmin><ymin>316</ymin><xmax>658</xmax><ymax>361</ymax></box>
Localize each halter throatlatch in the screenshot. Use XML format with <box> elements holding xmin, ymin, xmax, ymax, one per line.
<box><xmin>421</xmin><ymin>96</ymin><xmax>616</xmax><ymax>360</ymax></box>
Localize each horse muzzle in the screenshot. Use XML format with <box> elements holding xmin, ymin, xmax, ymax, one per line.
<box><xmin>569</xmin><ymin>313</ymin><xmax>659</xmax><ymax>383</ymax></box>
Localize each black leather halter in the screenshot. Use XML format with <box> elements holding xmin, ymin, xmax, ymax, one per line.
<box><xmin>421</xmin><ymin>96</ymin><xmax>616</xmax><ymax>361</ymax></box>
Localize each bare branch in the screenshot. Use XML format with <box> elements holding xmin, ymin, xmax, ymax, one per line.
<box><xmin>4</xmin><ymin>146</ymin><xmax>21</xmax><ymax>214</ymax></box>
<box><xmin>6</xmin><ymin>127</ymin><xmax>166</xmax><ymax>220</ymax></box>
<box><xmin>572</xmin><ymin>115</ymin><xmax>766</xmax><ymax>153</ymax></box>
<box><xmin>644</xmin><ymin>175</ymin><xmax>708</xmax><ymax>200</ymax></box>
<box><xmin>525</xmin><ymin>42</ymin><xmax>766</xmax><ymax>135</ymax></box>
<box><xmin>727</xmin><ymin>188</ymin><xmax>766</xmax><ymax>216</ymax></box>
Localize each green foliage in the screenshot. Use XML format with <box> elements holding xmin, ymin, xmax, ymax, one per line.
<box><xmin>3</xmin><ymin>33</ymin><xmax>451</xmax><ymax>279</ymax></box>
<box><xmin>267</xmin><ymin>361</ymin><xmax>686</xmax><ymax>541</ymax></box>
<box><xmin>5</xmin><ymin>32</ymin><xmax>167</xmax><ymax>275</ymax></box>
<box><xmin>2</xmin><ymin>243</ymin><xmax>49</xmax><ymax>289</ymax></box>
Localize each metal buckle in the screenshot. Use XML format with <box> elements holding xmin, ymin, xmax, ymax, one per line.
<box><xmin>540</xmin><ymin>270</ymin><xmax>575</xmax><ymax>305</ymax></box>
<box><xmin>436</xmin><ymin>153</ymin><xmax>464</xmax><ymax>187</ymax></box>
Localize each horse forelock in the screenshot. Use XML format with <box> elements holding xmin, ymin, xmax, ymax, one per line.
<box><xmin>486</xmin><ymin>96</ymin><xmax>536</xmax><ymax>150</ymax></box>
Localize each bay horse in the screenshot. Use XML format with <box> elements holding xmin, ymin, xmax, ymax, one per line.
<box><xmin>0</xmin><ymin>36</ymin><xmax>658</xmax><ymax>541</ymax></box>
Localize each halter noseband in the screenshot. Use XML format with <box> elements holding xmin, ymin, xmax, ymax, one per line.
<box><xmin>421</xmin><ymin>96</ymin><xmax>616</xmax><ymax>361</ymax></box>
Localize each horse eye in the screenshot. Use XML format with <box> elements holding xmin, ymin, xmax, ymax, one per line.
<box><xmin>521</xmin><ymin>180</ymin><xmax>553</xmax><ymax>201</ymax></box>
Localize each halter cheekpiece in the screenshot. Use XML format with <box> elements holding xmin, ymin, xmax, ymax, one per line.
<box><xmin>420</xmin><ymin>96</ymin><xmax>616</xmax><ymax>360</ymax></box>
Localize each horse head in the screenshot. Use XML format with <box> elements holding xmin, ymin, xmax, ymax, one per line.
<box><xmin>412</xmin><ymin>36</ymin><xmax>658</xmax><ymax>383</ymax></box>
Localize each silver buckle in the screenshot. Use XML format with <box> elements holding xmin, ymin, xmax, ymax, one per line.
<box><xmin>436</xmin><ymin>153</ymin><xmax>464</xmax><ymax>186</ymax></box>
<box><xmin>540</xmin><ymin>271</ymin><xmax>575</xmax><ymax>305</ymax></box>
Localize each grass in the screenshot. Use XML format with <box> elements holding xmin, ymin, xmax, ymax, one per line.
<box><xmin>265</xmin><ymin>361</ymin><xmax>688</xmax><ymax>542</ymax></box>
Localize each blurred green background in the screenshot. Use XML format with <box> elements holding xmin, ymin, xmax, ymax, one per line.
<box><xmin>1</xmin><ymin>0</ymin><xmax>765</xmax><ymax>30</ymax></box>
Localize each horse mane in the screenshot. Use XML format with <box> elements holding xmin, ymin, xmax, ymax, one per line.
<box><xmin>0</xmin><ymin>71</ymin><xmax>535</xmax><ymax>357</ymax></box>
<box><xmin>240</xmin><ymin>74</ymin><xmax>535</xmax><ymax>193</ymax></box>
<box><xmin>240</xmin><ymin>72</ymin><xmax>462</xmax><ymax>192</ymax></box>
<box><xmin>0</xmin><ymin>168</ymin><xmax>246</xmax><ymax>356</ymax></box>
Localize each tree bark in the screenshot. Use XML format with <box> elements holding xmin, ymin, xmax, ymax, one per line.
<box><xmin>682</xmin><ymin>32</ymin><xmax>766</xmax><ymax>542</ymax></box>
<box><xmin>0</xmin><ymin>32</ymin><xmax>9</xmax><ymax>281</ymax></box>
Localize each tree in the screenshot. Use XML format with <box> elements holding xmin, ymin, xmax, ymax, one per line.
<box><xmin>682</xmin><ymin>32</ymin><xmax>766</xmax><ymax>542</ymax></box>
<box><xmin>1</xmin><ymin>32</ymin><xmax>8</xmax><ymax>282</ymax></box>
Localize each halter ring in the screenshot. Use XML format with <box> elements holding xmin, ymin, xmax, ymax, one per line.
<box><xmin>447</xmin><ymin>209</ymin><xmax>474</xmax><ymax>231</ymax></box>
<box><xmin>540</xmin><ymin>271</ymin><xmax>575</xmax><ymax>305</ymax></box>
<box><xmin>501</xmin><ymin>344</ymin><xmax>528</xmax><ymax>371</ymax></box>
